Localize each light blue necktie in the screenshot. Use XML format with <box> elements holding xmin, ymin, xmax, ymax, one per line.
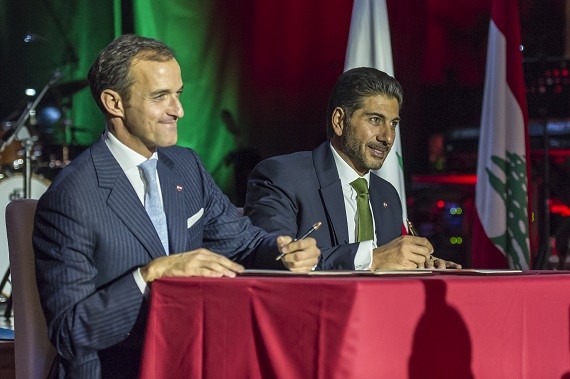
<box><xmin>139</xmin><ymin>159</ymin><xmax>169</xmax><ymax>254</ymax></box>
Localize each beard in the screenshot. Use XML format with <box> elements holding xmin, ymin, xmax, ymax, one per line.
<box><xmin>341</xmin><ymin>118</ymin><xmax>388</xmax><ymax>172</ymax></box>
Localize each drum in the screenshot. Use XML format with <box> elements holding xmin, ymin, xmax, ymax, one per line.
<box><xmin>0</xmin><ymin>140</ymin><xmax>43</xmax><ymax>172</ymax></box>
<box><xmin>0</xmin><ymin>140</ymin><xmax>23</xmax><ymax>168</ymax></box>
<box><xmin>0</xmin><ymin>174</ymin><xmax>51</xmax><ymax>291</ymax></box>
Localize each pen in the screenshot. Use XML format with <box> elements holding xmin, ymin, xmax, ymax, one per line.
<box><xmin>407</xmin><ymin>218</ymin><xmax>441</xmax><ymax>268</ymax></box>
<box><xmin>406</xmin><ymin>218</ymin><xmax>418</xmax><ymax>236</ymax></box>
<box><xmin>275</xmin><ymin>221</ymin><xmax>322</xmax><ymax>261</ymax></box>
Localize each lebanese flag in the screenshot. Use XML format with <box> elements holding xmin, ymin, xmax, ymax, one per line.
<box><xmin>344</xmin><ymin>0</ymin><xmax>408</xmax><ymax>225</ymax></box>
<box><xmin>472</xmin><ymin>0</ymin><xmax>531</xmax><ymax>269</ymax></box>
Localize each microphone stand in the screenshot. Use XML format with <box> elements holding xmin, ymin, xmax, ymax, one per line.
<box><xmin>0</xmin><ymin>71</ymin><xmax>62</xmax><ymax>318</ymax></box>
<box><xmin>0</xmin><ymin>70</ymin><xmax>63</xmax><ymax>197</ymax></box>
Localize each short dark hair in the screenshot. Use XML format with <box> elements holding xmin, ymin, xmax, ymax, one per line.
<box><xmin>326</xmin><ymin>67</ymin><xmax>403</xmax><ymax>138</ymax></box>
<box><xmin>88</xmin><ymin>34</ymin><xmax>176</xmax><ymax>113</ymax></box>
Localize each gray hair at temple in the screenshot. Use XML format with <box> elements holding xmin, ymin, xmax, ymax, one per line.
<box><xmin>88</xmin><ymin>34</ymin><xmax>176</xmax><ymax>113</ymax></box>
<box><xmin>326</xmin><ymin>67</ymin><xmax>403</xmax><ymax>138</ymax></box>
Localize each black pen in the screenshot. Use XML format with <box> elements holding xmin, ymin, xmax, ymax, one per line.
<box><xmin>275</xmin><ymin>221</ymin><xmax>322</xmax><ymax>261</ymax></box>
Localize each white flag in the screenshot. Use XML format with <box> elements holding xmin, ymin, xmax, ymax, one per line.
<box><xmin>344</xmin><ymin>0</ymin><xmax>408</xmax><ymax>224</ymax></box>
<box><xmin>472</xmin><ymin>0</ymin><xmax>530</xmax><ymax>269</ymax></box>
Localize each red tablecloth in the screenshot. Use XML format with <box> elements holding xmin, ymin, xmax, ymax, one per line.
<box><xmin>140</xmin><ymin>273</ymin><xmax>570</xmax><ymax>378</ymax></box>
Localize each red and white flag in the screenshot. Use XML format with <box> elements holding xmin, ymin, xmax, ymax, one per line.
<box><xmin>344</xmin><ymin>0</ymin><xmax>408</xmax><ymax>225</ymax></box>
<box><xmin>472</xmin><ymin>0</ymin><xmax>531</xmax><ymax>269</ymax></box>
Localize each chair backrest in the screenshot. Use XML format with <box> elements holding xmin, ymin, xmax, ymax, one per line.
<box><xmin>6</xmin><ymin>199</ymin><xmax>57</xmax><ymax>379</ymax></box>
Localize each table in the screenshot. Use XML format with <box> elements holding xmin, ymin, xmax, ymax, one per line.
<box><xmin>140</xmin><ymin>272</ymin><xmax>570</xmax><ymax>378</ymax></box>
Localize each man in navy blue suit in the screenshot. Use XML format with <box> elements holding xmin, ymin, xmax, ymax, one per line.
<box><xmin>33</xmin><ymin>34</ymin><xmax>320</xmax><ymax>378</ymax></box>
<box><xmin>245</xmin><ymin>68</ymin><xmax>459</xmax><ymax>271</ymax></box>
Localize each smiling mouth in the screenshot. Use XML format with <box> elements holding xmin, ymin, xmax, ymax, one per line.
<box><xmin>161</xmin><ymin>120</ymin><xmax>178</xmax><ymax>127</ymax></box>
<box><xmin>368</xmin><ymin>145</ymin><xmax>389</xmax><ymax>158</ymax></box>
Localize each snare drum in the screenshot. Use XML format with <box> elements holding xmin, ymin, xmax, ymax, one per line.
<box><xmin>0</xmin><ymin>174</ymin><xmax>51</xmax><ymax>286</ymax></box>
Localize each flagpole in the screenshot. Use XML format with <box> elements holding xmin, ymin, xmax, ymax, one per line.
<box><xmin>532</xmin><ymin>74</ymin><xmax>552</xmax><ymax>270</ymax></box>
<box><xmin>534</xmin><ymin>120</ymin><xmax>551</xmax><ymax>269</ymax></box>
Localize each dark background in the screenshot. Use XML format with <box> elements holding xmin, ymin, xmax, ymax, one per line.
<box><xmin>1</xmin><ymin>0</ymin><xmax>567</xmax><ymax>174</ymax></box>
<box><xmin>0</xmin><ymin>0</ymin><xmax>568</xmax><ymax>267</ymax></box>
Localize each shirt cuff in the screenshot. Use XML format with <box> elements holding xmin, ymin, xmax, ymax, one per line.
<box><xmin>133</xmin><ymin>268</ymin><xmax>149</xmax><ymax>296</ymax></box>
<box><xmin>354</xmin><ymin>240</ymin><xmax>376</xmax><ymax>270</ymax></box>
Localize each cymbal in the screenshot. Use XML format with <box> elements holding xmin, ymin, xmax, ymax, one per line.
<box><xmin>47</xmin><ymin>79</ymin><xmax>89</xmax><ymax>100</ymax></box>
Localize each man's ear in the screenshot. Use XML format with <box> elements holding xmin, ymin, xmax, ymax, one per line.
<box><xmin>331</xmin><ymin>107</ymin><xmax>345</xmax><ymax>137</ymax></box>
<box><xmin>100</xmin><ymin>89</ymin><xmax>124</xmax><ymax>118</ymax></box>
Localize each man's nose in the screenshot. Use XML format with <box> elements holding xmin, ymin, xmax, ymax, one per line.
<box><xmin>169</xmin><ymin>96</ymin><xmax>184</xmax><ymax>118</ymax></box>
<box><xmin>376</xmin><ymin>124</ymin><xmax>394</xmax><ymax>144</ymax></box>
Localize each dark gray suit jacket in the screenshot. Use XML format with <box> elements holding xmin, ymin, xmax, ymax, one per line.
<box><xmin>244</xmin><ymin>142</ymin><xmax>402</xmax><ymax>270</ymax></box>
<box><xmin>33</xmin><ymin>137</ymin><xmax>276</xmax><ymax>378</ymax></box>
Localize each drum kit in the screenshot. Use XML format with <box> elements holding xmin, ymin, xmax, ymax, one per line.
<box><xmin>0</xmin><ymin>72</ymin><xmax>88</xmax><ymax>309</ymax></box>
<box><xmin>0</xmin><ymin>75</ymin><xmax>88</xmax><ymax>196</ymax></box>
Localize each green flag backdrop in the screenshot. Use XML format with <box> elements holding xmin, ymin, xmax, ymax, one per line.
<box><xmin>132</xmin><ymin>0</ymin><xmax>240</xmax><ymax>192</ymax></box>
<box><xmin>0</xmin><ymin>0</ymin><xmax>238</xmax><ymax>194</ymax></box>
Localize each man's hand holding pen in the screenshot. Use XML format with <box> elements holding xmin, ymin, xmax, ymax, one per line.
<box><xmin>275</xmin><ymin>222</ymin><xmax>321</xmax><ymax>272</ymax></box>
<box><xmin>371</xmin><ymin>235</ymin><xmax>435</xmax><ymax>270</ymax></box>
<box><xmin>276</xmin><ymin>236</ymin><xmax>321</xmax><ymax>272</ymax></box>
<box><xmin>371</xmin><ymin>219</ymin><xmax>461</xmax><ymax>270</ymax></box>
<box><xmin>407</xmin><ymin>219</ymin><xmax>461</xmax><ymax>269</ymax></box>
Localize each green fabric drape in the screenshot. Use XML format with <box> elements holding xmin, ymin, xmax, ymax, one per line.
<box><xmin>69</xmin><ymin>1</ymin><xmax>116</xmax><ymax>146</ymax></box>
<box><xmin>0</xmin><ymin>0</ymin><xmax>239</xmax><ymax>194</ymax></box>
<box><xmin>133</xmin><ymin>0</ymin><xmax>240</xmax><ymax>191</ymax></box>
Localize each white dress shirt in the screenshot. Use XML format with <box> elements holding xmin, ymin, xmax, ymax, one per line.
<box><xmin>104</xmin><ymin>129</ymin><xmax>163</xmax><ymax>293</ymax></box>
<box><xmin>329</xmin><ymin>143</ymin><xmax>376</xmax><ymax>270</ymax></box>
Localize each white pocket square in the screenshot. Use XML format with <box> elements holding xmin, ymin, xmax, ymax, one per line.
<box><xmin>187</xmin><ymin>208</ymin><xmax>204</xmax><ymax>228</ymax></box>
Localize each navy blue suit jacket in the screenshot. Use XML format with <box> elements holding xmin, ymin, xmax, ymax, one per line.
<box><xmin>244</xmin><ymin>142</ymin><xmax>402</xmax><ymax>270</ymax></box>
<box><xmin>33</xmin><ymin>137</ymin><xmax>276</xmax><ymax>378</ymax></box>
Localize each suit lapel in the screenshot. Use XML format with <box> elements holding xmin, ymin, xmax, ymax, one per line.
<box><xmin>369</xmin><ymin>174</ymin><xmax>391</xmax><ymax>243</ymax></box>
<box><xmin>313</xmin><ymin>143</ymin><xmax>350</xmax><ymax>244</ymax></box>
<box><xmin>91</xmin><ymin>139</ymin><xmax>165</xmax><ymax>260</ymax></box>
<box><xmin>157</xmin><ymin>151</ymin><xmax>187</xmax><ymax>254</ymax></box>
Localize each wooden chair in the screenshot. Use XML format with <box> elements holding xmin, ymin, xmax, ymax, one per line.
<box><xmin>6</xmin><ymin>199</ymin><xmax>57</xmax><ymax>378</ymax></box>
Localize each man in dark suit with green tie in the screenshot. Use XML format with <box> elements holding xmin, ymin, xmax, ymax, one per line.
<box><xmin>245</xmin><ymin>68</ymin><xmax>459</xmax><ymax>271</ymax></box>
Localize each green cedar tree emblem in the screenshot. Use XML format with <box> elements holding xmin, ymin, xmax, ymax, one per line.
<box><xmin>485</xmin><ymin>152</ymin><xmax>530</xmax><ymax>269</ymax></box>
